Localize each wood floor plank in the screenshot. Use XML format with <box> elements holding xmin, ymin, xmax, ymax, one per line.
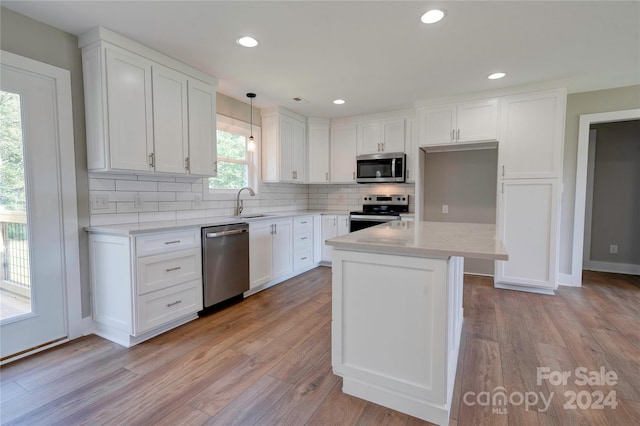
<box><xmin>154</xmin><ymin>404</ymin><xmax>212</xmax><ymax>426</ymax></box>
<box><xmin>355</xmin><ymin>401</ymin><xmax>411</xmax><ymax>425</ymax></box>
<box><xmin>305</xmin><ymin>379</ymin><xmax>368</xmax><ymax>426</ymax></box>
<box><xmin>206</xmin><ymin>375</ymin><xmax>292</xmax><ymax>425</ymax></box>
<box><xmin>457</xmin><ymin>336</ymin><xmax>506</xmax><ymax>426</ymax></box>
<box><xmin>252</xmin><ymin>351</ymin><xmax>340</xmax><ymax>425</ymax></box>
<box><xmin>187</xmin><ymin>312</ymin><xmax>330</xmax><ymax>417</ymax></box>
<box><xmin>0</xmin><ymin>380</ymin><xmax>26</xmax><ymax>404</ymax></box>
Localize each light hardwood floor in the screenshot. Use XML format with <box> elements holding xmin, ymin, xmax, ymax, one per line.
<box><xmin>1</xmin><ymin>268</ymin><xmax>638</xmax><ymax>425</ymax></box>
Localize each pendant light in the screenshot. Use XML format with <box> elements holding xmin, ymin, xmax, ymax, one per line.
<box><xmin>246</xmin><ymin>92</ymin><xmax>256</xmax><ymax>152</ymax></box>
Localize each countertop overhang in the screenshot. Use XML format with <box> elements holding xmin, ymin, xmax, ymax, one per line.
<box><xmin>326</xmin><ymin>221</ymin><xmax>508</xmax><ymax>260</ymax></box>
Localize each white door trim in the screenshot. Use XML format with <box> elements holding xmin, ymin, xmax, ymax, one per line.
<box><xmin>0</xmin><ymin>50</ymin><xmax>83</xmax><ymax>344</ymax></box>
<box><xmin>571</xmin><ymin>108</ymin><xmax>640</xmax><ymax>286</ymax></box>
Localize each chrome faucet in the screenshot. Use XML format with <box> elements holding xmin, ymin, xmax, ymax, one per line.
<box><xmin>235</xmin><ymin>186</ymin><xmax>256</xmax><ymax>216</ymax></box>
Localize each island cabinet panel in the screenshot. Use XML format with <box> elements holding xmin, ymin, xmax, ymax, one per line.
<box><xmin>331</xmin><ymin>249</ymin><xmax>463</xmax><ymax>426</ymax></box>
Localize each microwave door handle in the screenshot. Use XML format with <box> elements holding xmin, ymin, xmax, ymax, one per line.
<box><xmin>391</xmin><ymin>158</ymin><xmax>396</xmax><ymax>178</ymax></box>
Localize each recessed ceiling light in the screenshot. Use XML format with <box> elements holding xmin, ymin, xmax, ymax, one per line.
<box><xmin>237</xmin><ymin>36</ymin><xmax>258</xmax><ymax>48</ymax></box>
<box><xmin>333</xmin><ymin>99</ymin><xmax>346</xmax><ymax>105</ymax></box>
<box><xmin>421</xmin><ymin>9</ymin><xmax>446</xmax><ymax>24</ymax></box>
<box><xmin>488</xmin><ymin>72</ymin><xmax>506</xmax><ymax>80</ymax></box>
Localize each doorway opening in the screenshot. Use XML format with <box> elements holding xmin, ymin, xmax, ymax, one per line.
<box><xmin>571</xmin><ymin>109</ymin><xmax>640</xmax><ymax>285</ymax></box>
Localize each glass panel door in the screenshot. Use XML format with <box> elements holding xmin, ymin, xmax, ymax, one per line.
<box><xmin>0</xmin><ymin>91</ymin><xmax>31</xmax><ymax>320</ymax></box>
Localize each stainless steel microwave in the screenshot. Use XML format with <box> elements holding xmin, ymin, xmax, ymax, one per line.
<box><xmin>356</xmin><ymin>152</ymin><xmax>406</xmax><ymax>183</ymax></box>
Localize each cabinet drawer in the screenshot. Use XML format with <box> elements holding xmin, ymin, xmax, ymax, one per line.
<box><xmin>136</xmin><ymin>280</ymin><xmax>202</xmax><ymax>334</ymax></box>
<box><xmin>136</xmin><ymin>229</ymin><xmax>200</xmax><ymax>257</ymax></box>
<box><xmin>293</xmin><ymin>249</ymin><xmax>313</xmax><ymax>270</ymax></box>
<box><xmin>136</xmin><ymin>248</ymin><xmax>201</xmax><ymax>295</ymax></box>
<box><xmin>293</xmin><ymin>231</ymin><xmax>312</xmax><ymax>252</ymax></box>
<box><xmin>293</xmin><ymin>216</ymin><xmax>313</xmax><ymax>232</ymax></box>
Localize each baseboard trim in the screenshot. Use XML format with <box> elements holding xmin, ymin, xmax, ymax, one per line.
<box><xmin>586</xmin><ymin>261</ymin><xmax>640</xmax><ymax>275</ymax></box>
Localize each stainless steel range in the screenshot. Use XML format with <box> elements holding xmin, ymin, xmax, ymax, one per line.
<box><xmin>349</xmin><ymin>194</ymin><xmax>409</xmax><ymax>232</ymax></box>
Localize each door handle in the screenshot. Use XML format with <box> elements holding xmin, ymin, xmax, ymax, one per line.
<box><xmin>206</xmin><ymin>229</ymin><xmax>247</xmax><ymax>238</ymax></box>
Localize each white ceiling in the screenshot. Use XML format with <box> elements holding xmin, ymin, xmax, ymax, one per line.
<box><xmin>3</xmin><ymin>1</ymin><xmax>640</xmax><ymax>118</ymax></box>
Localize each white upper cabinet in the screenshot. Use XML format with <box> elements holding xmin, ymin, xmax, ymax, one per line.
<box><xmin>405</xmin><ymin>117</ymin><xmax>418</xmax><ymax>183</ymax></box>
<box><xmin>262</xmin><ymin>107</ymin><xmax>307</xmax><ymax>183</ymax></box>
<box><xmin>418</xmin><ymin>98</ymin><xmax>498</xmax><ymax>146</ymax></box>
<box><xmin>498</xmin><ymin>89</ymin><xmax>566</xmax><ymax>179</ymax></box>
<box><xmin>103</xmin><ymin>47</ymin><xmax>154</xmax><ymax>172</ymax></box>
<box><xmin>330</xmin><ymin>124</ymin><xmax>357</xmax><ymax>183</ymax></box>
<box><xmin>357</xmin><ymin>118</ymin><xmax>406</xmax><ymax>154</ymax></box>
<box><xmin>152</xmin><ymin>64</ymin><xmax>189</xmax><ymax>175</ymax></box>
<box><xmin>307</xmin><ymin>118</ymin><xmax>331</xmax><ymax>183</ymax></box>
<box><xmin>187</xmin><ymin>79</ymin><xmax>218</xmax><ymax>177</ymax></box>
<box><xmin>79</xmin><ymin>27</ymin><xmax>218</xmax><ymax>176</ymax></box>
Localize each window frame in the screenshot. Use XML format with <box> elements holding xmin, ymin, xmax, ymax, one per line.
<box><xmin>205</xmin><ymin>114</ymin><xmax>260</xmax><ymax>199</ymax></box>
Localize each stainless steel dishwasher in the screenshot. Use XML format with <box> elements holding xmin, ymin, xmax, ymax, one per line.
<box><xmin>201</xmin><ymin>223</ymin><xmax>249</xmax><ymax>308</ymax></box>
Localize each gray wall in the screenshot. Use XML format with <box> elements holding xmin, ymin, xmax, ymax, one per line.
<box><xmin>560</xmin><ymin>85</ymin><xmax>640</xmax><ymax>276</ymax></box>
<box><xmin>422</xmin><ymin>149</ymin><xmax>498</xmax><ymax>275</ymax></box>
<box><xmin>1</xmin><ymin>6</ymin><xmax>91</xmax><ymax>316</ymax></box>
<box><xmin>589</xmin><ymin>120</ymin><xmax>640</xmax><ymax>264</ymax></box>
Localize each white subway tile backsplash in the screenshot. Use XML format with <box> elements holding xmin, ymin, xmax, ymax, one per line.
<box><xmin>139</xmin><ymin>211</ymin><xmax>176</xmax><ymax>223</ymax></box>
<box><xmin>158</xmin><ymin>182</ymin><xmax>192</xmax><ymax>192</ymax></box>
<box><xmin>116</xmin><ymin>180</ymin><xmax>158</xmax><ymax>192</ymax></box>
<box><xmin>159</xmin><ymin>201</ymin><xmax>192</xmax><ymax>211</ymax></box>
<box><xmin>89</xmin><ymin>172</ymin><xmax>412</xmax><ymax>226</ymax></box>
<box><xmin>89</xmin><ymin>178</ymin><xmax>115</xmax><ymax>191</ymax></box>
<box><xmin>116</xmin><ymin>202</ymin><xmax>159</xmax><ymax>213</ymax></box>
<box><xmin>90</xmin><ymin>212</ymin><xmax>138</xmax><ymax>226</ymax></box>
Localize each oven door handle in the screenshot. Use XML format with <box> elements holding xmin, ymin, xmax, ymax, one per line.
<box><xmin>349</xmin><ymin>215</ymin><xmax>399</xmax><ymax>222</ymax></box>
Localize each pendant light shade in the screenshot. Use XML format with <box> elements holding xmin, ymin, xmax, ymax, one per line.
<box><xmin>247</xmin><ymin>93</ymin><xmax>256</xmax><ymax>152</ymax></box>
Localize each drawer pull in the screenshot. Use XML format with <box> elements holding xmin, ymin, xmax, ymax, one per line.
<box><xmin>301</xmin><ymin>256</ymin><xmax>308</xmax><ymax>260</ymax></box>
<box><xmin>165</xmin><ymin>266</ymin><xmax>182</xmax><ymax>272</ymax></box>
<box><xmin>164</xmin><ymin>240</ymin><xmax>181</xmax><ymax>245</ymax></box>
<box><xmin>167</xmin><ymin>300</ymin><xmax>182</xmax><ymax>307</ymax></box>
<box><xmin>301</xmin><ymin>237</ymin><xmax>308</xmax><ymax>240</ymax></box>
<box><xmin>300</xmin><ymin>221</ymin><xmax>308</xmax><ymax>224</ymax></box>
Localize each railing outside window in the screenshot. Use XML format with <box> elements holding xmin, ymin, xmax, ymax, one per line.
<box><xmin>0</xmin><ymin>212</ymin><xmax>30</xmax><ymax>293</ymax></box>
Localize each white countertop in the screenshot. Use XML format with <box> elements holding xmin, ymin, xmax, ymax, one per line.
<box><xmin>85</xmin><ymin>210</ymin><xmax>349</xmax><ymax>236</ymax></box>
<box><xmin>326</xmin><ymin>221</ymin><xmax>508</xmax><ymax>260</ymax></box>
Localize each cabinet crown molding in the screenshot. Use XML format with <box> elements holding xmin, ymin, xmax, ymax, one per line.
<box><xmin>261</xmin><ymin>106</ymin><xmax>307</xmax><ymax>123</ymax></box>
<box><xmin>78</xmin><ymin>26</ymin><xmax>218</xmax><ymax>87</ymax></box>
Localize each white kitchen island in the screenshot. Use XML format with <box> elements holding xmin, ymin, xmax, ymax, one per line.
<box><xmin>326</xmin><ymin>221</ymin><xmax>508</xmax><ymax>425</ymax></box>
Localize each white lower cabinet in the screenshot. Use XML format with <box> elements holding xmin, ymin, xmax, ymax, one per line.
<box><xmin>248</xmin><ymin>221</ymin><xmax>273</xmax><ymax>289</ymax></box>
<box><xmin>89</xmin><ymin>228</ymin><xmax>203</xmax><ymax>347</ymax></box>
<box><xmin>495</xmin><ymin>179</ymin><xmax>560</xmax><ymax>293</ymax></box>
<box><xmin>321</xmin><ymin>214</ymin><xmax>350</xmax><ymax>262</ymax></box>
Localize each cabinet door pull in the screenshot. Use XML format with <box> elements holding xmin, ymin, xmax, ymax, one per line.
<box><xmin>406</xmin><ymin>169</ymin><xmax>410</xmax><ymax>179</ymax></box>
<box><xmin>164</xmin><ymin>240</ymin><xmax>181</xmax><ymax>245</ymax></box>
<box><xmin>333</xmin><ymin>217</ymin><xmax>337</xmax><ymax>226</ymax></box>
<box><xmin>301</xmin><ymin>221</ymin><xmax>308</xmax><ymax>224</ymax></box>
<box><xmin>456</xmin><ymin>129</ymin><xmax>460</xmax><ymax>140</ymax></box>
<box><xmin>381</xmin><ymin>142</ymin><xmax>385</xmax><ymax>151</ymax></box>
<box><xmin>502</xmin><ymin>165</ymin><xmax>505</xmax><ymax>176</ymax></box>
<box><xmin>270</xmin><ymin>224</ymin><xmax>274</xmax><ymax>234</ymax></box>
<box><xmin>301</xmin><ymin>256</ymin><xmax>308</xmax><ymax>260</ymax></box>
<box><xmin>325</xmin><ymin>172</ymin><xmax>329</xmax><ymax>181</ymax></box>
<box><xmin>185</xmin><ymin>157</ymin><xmax>190</xmax><ymax>171</ymax></box>
<box><xmin>301</xmin><ymin>236</ymin><xmax>308</xmax><ymax>240</ymax></box>
<box><xmin>352</xmin><ymin>171</ymin><xmax>356</xmax><ymax>180</ymax></box>
<box><xmin>165</xmin><ymin>266</ymin><xmax>182</xmax><ymax>272</ymax></box>
<box><xmin>274</xmin><ymin>224</ymin><xmax>277</xmax><ymax>234</ymax></box>
<box><xmin>149</xmin><ymin>153</ymin><xmax>155</xmax><ymax>168</ymax></box>
<box><xmin>451</xmin><ymin>129</ymin><xmax>455</xmax><ymax>141</ymax></box>
<box><xmin>167</xmin><ymin>300</ymin><xmax>182</xmax><ymax>307</ymax></box>
<box><xmin>501</xmin><ymin>182</ymin><xmax>504</xmax><ymax>194</ymax></box>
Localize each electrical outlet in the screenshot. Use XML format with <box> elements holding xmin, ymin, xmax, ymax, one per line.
<box><xmin>609</xmin><ymin>244</ymin><xmax>618</xmax><ymax>254</ymax></box>
<box><xmin>442</xmin><ymin>204</ymin><xmax>449</xmax><ymax>214</ymax></box>
<box><xmin>194</xmin><ymin>193</ymin><xmax>202</xmax><ymax>207</ymax></box>
<box><xmin>134</xmin><ymin>194</ymin><xmax>143</xmax><ymax>209</ymax></box>
<box><xmin>92</xmin><ymin>194</ymin><xmax>109</xmax><ymax>210</ymax></box>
